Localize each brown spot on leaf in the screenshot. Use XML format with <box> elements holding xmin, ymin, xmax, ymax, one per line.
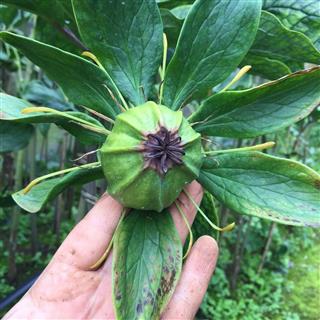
<box><xmin>163</xmin><ymin>266</ymin><xmax>169</xmax><ymax>274</ymax></box>
<box><xmin>255</xmin><ymin>66</ymin><xmax>320</xmax><ymax>90</ymax></box>
<box><xmin>115</xmin><ymin>292</ymin><xmax>121</xmax><ymax>301</ymax></box>
<box><xmin>136</xmin><ymin>303</ymin><xmax>143</xmax><ymax>315</ymax></box>
<box><xmin>158</xmin><ymin>269</ymin><xmax>176</xmax><ymax>299</ymax></box>
<box><xmin>314</xmin><ymin>180</ymin><xmax>320</xmax><ymax>190</ymax></box>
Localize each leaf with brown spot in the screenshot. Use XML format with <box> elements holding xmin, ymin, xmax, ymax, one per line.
<box><xmin>112</xmin><ymin>209</ymin><xmax>182</xmax><ymax>320</ymax></box>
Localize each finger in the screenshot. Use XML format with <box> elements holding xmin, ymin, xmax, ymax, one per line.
<box><xmin>162</xmin><ymin>236</ymin><xmax>219</xmax><ymax>320</ymax></box>
<box><xmin>169</xmin><ymin>180</ymin><xmax>203</xmax><ymax>244</ymax></box>
<box><xmin>54</xmin><ymin>193</ymin><xmax>123</xmax><ymax>270</ymax></box>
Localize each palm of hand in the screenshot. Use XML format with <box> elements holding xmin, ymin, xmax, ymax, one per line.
<box><xmin>4</xmin><ymin>182</ymin><xmax>218</xmax><ymax>320</ymax></box>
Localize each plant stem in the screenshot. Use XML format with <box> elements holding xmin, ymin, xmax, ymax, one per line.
<box><xmin>220</xmin><ymin>65</ymin><xmax>251</xmax><ymax>92</ymax></box>
<box><xmin>159</xmin><ymin>33</ymin><xmax>168</xmax><ymax>104</ymax></box>
<box><xmin>29</xmin><ymin>134</ymin><xmax>38</xmax><ymax>254</ymax></box>
<box><xmin>258</xmin><ymin>222</ymin><xmax>276</xmax><ymax>274</ymax></box>
<box><xmin>81</xmin><ymin>105</ymin><xmax>115</xmax><ymax>124</ymax></box>
<box><xmin>204</xmin><ymin>141</ymin><xmax>275</xmax><ymax>155</ymax></box>
<box><xmin>54</xmin><ymin>133</ymin><xmax>67</xmax><ymax>241</ymax></box>
<box><xmin>54</xmin><ymin>23</ymin><xmax>88</xmax><ymax>51</ymax></box>
<box><xmin>184</xmin><ymin>189</ymin><xmax>235</xmax><ymax>232</ymax></box>
<box><xmin>175</xmin><ymin>201</ymin><xmax>193</xmax><ymax>259</ymax></box>
<box><xmin>81</xmin><ymin>51</ymin><xmax>129</xmax><ymax>111</ymax></box>
<box><xmin>8</xmin><ymin>149</ymin><xmax>25</xmax><ymax>281</ymax></box>
<box><xmin>22</xmin><ymin>161</ymin><xmax>101</xmax><ymax>194</ymax></box>
<box><xmin>230</xmin><ymin>216</ymin><xmax>251</xmax><ymax>293</ymax></box>
<box><xmin>90</xmin><ymin>209</ymin><xmax>127</xmax><ymax>270</ymax></box>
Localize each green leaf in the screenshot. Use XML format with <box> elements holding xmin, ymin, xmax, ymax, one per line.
<box><xmin>198</xmin><ymin>152</ymin><xmax>320</xmax><ymax>227</ymax></box>
<box><xmin>2</xmin><ymin>94</ymin><xmax>105</xmax><ymax>146</ymax></box>
<box><xmin>59</xmin><ymin>113</ymin><xmax>106</xmax><ymax>145</ymax></box>
<box><xmin>263</xmin><ymin>0</ymin><xmax>320</xmax><ymax>50</ymax></box>
<box><xmin>160</xmin><ymin>8</ymin><xmax>183</xmax><ymax>47</ymax></box>
<box><xmin>162</xmin><ymin>0</ymin><xmax>262</xmax><ymax>110</ymax></box>
<box><xmin>2</xmin><ymin>0</ymin><xmax>73</xmax><ymax>24</ymax></box>
<box><xmin>241</xmin><ymin>54</ymin><xmax>292</xmax><ymax>80</ymax></box>
<box><xmin>0</xmin><ymin>31</ymin><xmax>120</xmax><ymax>119</ymax></box>
<box><xmin>22</xmin><ymin>80</ymin><xmax>73</xmax><ymax>111</ymax></box>
<box><xmin>0</xmin><ymin>93</ymin><xmax>106</xmax><ymax>145</ymax></box>
<box><xmin>158</xmin><ymin>0</ymin><xmax>193</xmax><ymax>10</ymax></box>
<box><xmin>248</xmin><ymin>11</ymin><xmax>320</xmax><ymax>66</ymax></box>
<box><xmin>3</xmin><ymin>0</ymin><xmax>86</xmax><ymax>52</ymax></box>
<box><xmin>160</xmin><ymin>5</ymin><xmax>191</xmax><ymax>47</ymax></box>
<box><xmin>35</xmin><ymin>17</ymin><xmax>80</xmax><ymax>54</ymax></box>
<box><xmin>190</xmin><ymin>67</ymin><xmax>320</xmax><ymax>138</ymax></box>
<box><xmin>113</xmin><ymin>209</ymin><xmax>182</xmax><ymax>320</ymax></box>
<box><xmin>170</xmin><ymin>5</ymin><xmax>191</xmax><ymax>19</ymax></box>
<box><xmin>72</xmin><ymin>0</ymin><xmax>163</xmax><ymax>105</ymax></box>
<box><xmin>0</xmin><ymin>122</ymin><xmax>34</xmax><ymax>152</ymax></box>
<box><xmin>12</xmin><ymin>166</ymin><xmax>104</xmax><ymax>213</ymax></box>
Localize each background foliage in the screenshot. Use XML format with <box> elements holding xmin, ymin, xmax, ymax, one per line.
<box><xmin>1</xmin><ymin>1</ymin><xmax>319</xmax><ymax>319</ymax></box>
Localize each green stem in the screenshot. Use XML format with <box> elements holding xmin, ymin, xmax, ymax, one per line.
<box><xmin>175</xmin><ymin>201</ymin><xmax>193</xmax><ymax>259</ymax></box>
<box><xmin>90</xmin><ymin>209</ymin><xmax>126</xmax><ymax>270</ymax></box>
<box><xmin>184</xmin><ymin>189</ymin><xmax>235</xmax><ymax>232</ymax></box>
<box><xmin>81</xmin><ymin>105</ymin><xmax>115</xmax><ymax>124</ymax></box>
<box><xmin>29</xmin><ymin>134</ymin><xmax>38</xmax><ymax>253</ymax></box>
<box><xmin>82</xmin><ymin>51</ymin><xmax>129</xmax><ymax>110</ymax></box>
<box><xmin>23</xmin><ymin>161</ymin><xmax>101</xmax><ymax>194</ymax></box>
<box><xmin>8</xmin><ymin>149</ymin><xmax>25</xmax><ymax>281</ymax></box>
<box><xmin>204</xmin><ymin>141</ymin><xmax>275</xmax><ymax>156</ymax></box>
<box><xmin>159</xmin><ymin>33</ymin><xmax>168</xmax><ymax>104</ymax></box>
<box><xmin>220</xmin><ymin>65</ymin><xmax>251</xmax><ymax>92</ymax></box>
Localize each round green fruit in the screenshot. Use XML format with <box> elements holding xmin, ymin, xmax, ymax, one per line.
<box><xmin>100</xmin><ymin>101</ymin><xmax>203</xmax><ymax>212</ymax></box>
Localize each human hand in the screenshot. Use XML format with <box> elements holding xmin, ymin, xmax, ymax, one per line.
<box><xmin>4</xmin><ymin>181</ymin><xmax>218</xmax><ymax>319</ymax></box>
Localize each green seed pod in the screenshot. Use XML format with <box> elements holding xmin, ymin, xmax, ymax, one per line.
<box><xmin>100</xmin><ymin>101</ymin><xmax>203</xmax><ymax>212</ymax></box>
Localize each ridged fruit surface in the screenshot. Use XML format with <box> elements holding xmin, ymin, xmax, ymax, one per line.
<box><xmin>100</xmin><ymin>101</ymin><xmax>203</xmax><ymax>211</ymax></box>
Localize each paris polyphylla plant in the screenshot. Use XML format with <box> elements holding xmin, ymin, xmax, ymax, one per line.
<box><xmin>1</xmin><ymin>0</ymin><xmax>320</xmax><ymax>319</ymax></box>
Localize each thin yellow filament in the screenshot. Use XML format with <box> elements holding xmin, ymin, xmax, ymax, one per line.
<box><xmin>204</xmin><ymin>141</ymin><xmax>275</xmax><ymax>155</ymax></box>
<box><xmin>221</xmin><ymin>65</ymin><xmax>252</xmax><ymax>92</ymax></box>
<box><xmin>159</xmin><ymin>33</ymin><xmax>168</xmax><ymax>104</ymax></box>
<box><xmin>90</xmin><ymin>209</ymin><xmax>126</xmax><ymax>270</ymax></box>
<box><xmin>22</xmin><ymin>162</ymin><xmax>100</xmax><ymax>194</ymax></box>
<box><xmin>175</xmin><ymin>201</ymin><xmax>193</xmax><ymax>259</ymax></box>
<box><xmin>82</xmin><ymin>51</ymin><xmax>129</xmax><ymax>111</ymax></box>
<box><xmin>82</xmin><ymin>51</ymin><xmax>105</xmax><ymax>70</ymax></box>
<box><xmin>184</xmin><ymin>189</ymin><xmax>235</xmax><ymax>232</ymax></box>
